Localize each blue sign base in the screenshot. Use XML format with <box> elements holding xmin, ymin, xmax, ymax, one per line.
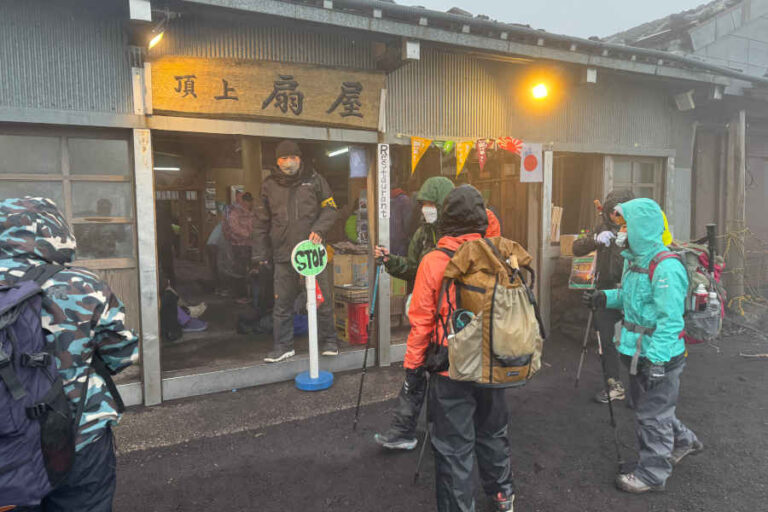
<box><xmin>295</xmin><ymin>370</ymin><xmax>334</xmax><ymax>391</ymax></box>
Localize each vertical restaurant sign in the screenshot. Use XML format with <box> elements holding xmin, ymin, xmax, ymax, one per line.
<box><xmin>150</xmin><ymin>57</ymin><xmax>385</xmax><ymax>130</ymax></box>
<box><xmin>377</xmin><ymin>144</ymin><xmax>391</xmax><ymax>220</ymax></box>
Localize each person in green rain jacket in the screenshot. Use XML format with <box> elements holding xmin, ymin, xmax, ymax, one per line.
<box><xmin>374</xmin><ymin>176</ymin><xmax>455</xmax><ymax>284</ymax></box>
<box><xmin>371</xmin><ymin>176</ymin><xmax>454</xmax><ymax>451</ymax></box>
<box><xmin>584</xmin><ymin>198</ymin><xmax>702</xmax><ymax>494</ymax></box>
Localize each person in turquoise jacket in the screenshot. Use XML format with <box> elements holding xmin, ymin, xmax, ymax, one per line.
<box><xmin>584</xmin><ymin>198</ymin><xmax>703</xmax><ymax>494</ymax></box>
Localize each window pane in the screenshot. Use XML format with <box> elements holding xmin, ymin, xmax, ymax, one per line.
<box><xmin>73</xmin><ymin>224</ymin><xmax>134</xmax><ymax>259</ymax></box>
<box><xmin>0</xmin><ymin>135</ymin><xmax>60</xmax><ymax>174</ymax></box>
<box><xmin>0</xmin><ymin>181</ymin><xmax>64</xmax><ymax>209</ymax></box>
<box><xmin>613</xmin><ymin>160</ymin><xmax>631</xmax><ymax>182</ymax></box>
<box><xmin>635</xmin><ymin>162</ymin><xmax>656</xmax><ymax>184</ymax></box>
<box><xmin>635</xmin><ymin>186</ymin><xmax>656</xmax><ymax>200</ymax></box>
<box><xmin>71</xmin><ymin>182</ymin><xmax>133</xmax><ymax>218</ymax></box>
<box><xmin>69</xmin><ymin>139</ymin><xmax>130</xmax><ymax>176</ymax></box>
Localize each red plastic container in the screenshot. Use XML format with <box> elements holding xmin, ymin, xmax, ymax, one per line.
<box><xmin>347</xmin><ymin>302</ymin><xmax>370</xmax><ymax>345</ymax></box>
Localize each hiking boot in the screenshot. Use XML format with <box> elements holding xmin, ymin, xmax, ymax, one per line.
<box><xmin>594</xmin><ymin>380</ymin><xmax>626</xmax><ymax>404</ymax></box>
<box><xmin>615</xmin><ymin>473</ymin><xmax>664</xmax><ymax>494</ymax></box>
<box><xmin>321</xmin><ymin>341</ymin><xmax>339</xmax><ymax>356</ymax></box>
<box><xmin>373</xmin><ymin>430</ymin><xmax>418</xmax><ymax>451</ymax></box>
<box><xmin>492</xmin><ymin>492</ymin><xmax>514</xmax><ymax>511</ymax></box>
<box><xmin>670</xmin><ymin>439</ymin><xmax>704</xmax><ymax>466</ymax></box>
<box><xmin>264</xmin><ymin>348</ymin><xmax>295</xmax><ymax>363</ymax></box>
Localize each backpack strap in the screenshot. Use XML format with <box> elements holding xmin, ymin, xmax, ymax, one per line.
<box><xmin>433</xmin><ymin>279</ymin><xmax>454</xmax><ymax>347</ymax></box>
<box><xmin>91</xmin><ymin>352</ymin><xmax>125</xmax><ymax>413</ymax></box>
<box><xmin>648</xmin><ymin>251</ymin><xmax>683</xmax><ymax>282</ymax></box>
<box><xmin>0</xmin><ymin>341</ymin><xmax>27</xmax><ymax>400</ymax></box>
<box><xmin>435</xmin><ymin>247</ymin><xmax>455</xmax><ymax>258</ymax></box>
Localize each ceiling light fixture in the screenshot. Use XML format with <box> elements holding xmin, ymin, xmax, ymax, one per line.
<box><xmin>327</xmin><ymin>147</ymin><xmax>350</xmax><ymax>157</ymax></box>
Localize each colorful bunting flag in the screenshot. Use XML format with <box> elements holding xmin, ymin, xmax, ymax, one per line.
<box><xmin>455</xmin><ymin>140</ymin><xmax>474</xmax><ymax>177</ymax></box>
<box><xmin>476</xmin><ymin>139</ymin><xmax>489</xmax><ymax>171</ymax></box>
<box><xmin>411</xmin><ymin>136</ymin><xmax>432</xmax><ymax>174</ymax></box>
<box><xmin>496</xmin><ymin>136</ymin><xmax>523</xmax><ymax>155</ymax></box>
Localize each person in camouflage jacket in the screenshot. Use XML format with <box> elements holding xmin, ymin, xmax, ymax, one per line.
<box><xmin>375</xmin><ymin>176</ymin><xmax>455</xmax><ymax>285</ymax></box>
<box><xmin>0</xmin><ymin>197</ymin><xmax>139</xmax><ymax>511</ymax></box>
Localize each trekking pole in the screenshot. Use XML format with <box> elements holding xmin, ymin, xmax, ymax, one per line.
<box><xmin>706</xmin><ymin>224</ymin><xmax>717</xmax><ymax>275</ymax></box>
<box><xmin>413</xmin><ymin>375</ymin><xmax>431</xmax><ymax>484</ymax></box>
<box><xmin>574</xmin><ymin>309</ymin><xmax>594</xmax><ymax>388</ymax></box>
<box><xmin>595</xmin><ymin>326</ymin><xmax>623</xmax><ymax>467</ymax></box>
<box><xmin>352</xmin><ymin>259</ymin><xmax>383</xmax><ymax>430</ymax></box>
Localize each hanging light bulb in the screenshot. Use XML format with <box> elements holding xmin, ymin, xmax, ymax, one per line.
<box><xmin>148</xmin><ymin>30</ymin><xmax>164</xmax><ymax>49</ymax></box>
<box><xmin>532</xmin><ymin>83</ymin><xmax>548</xmax><ymax>99</ymax></box>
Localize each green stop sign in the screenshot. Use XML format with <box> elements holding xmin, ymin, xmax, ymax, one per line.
<box><xmin>291</xmin><ymin>240</ymin><xmax>328</xmax><ymax>277</ymax></box>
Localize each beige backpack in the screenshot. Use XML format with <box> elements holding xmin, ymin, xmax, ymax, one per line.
<box><xmin>431</xmin><ymin>237</ymin><xmax>545</xmax><ymax>387</ymax></box>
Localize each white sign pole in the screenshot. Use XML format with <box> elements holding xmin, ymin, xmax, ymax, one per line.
<box><xmin>376</xmin><ymin>144</ymin><xmax>392</xmax><ymax>366</ymax></box>
<box><xmin>305</xmin><ymin>274</ymin><xmax>319</xmax><ymax>380</ymax></box>
<box><xmin>291</xmin><ymin>239</ymin><xmax>333</xmax><ymax>391</ymax></box>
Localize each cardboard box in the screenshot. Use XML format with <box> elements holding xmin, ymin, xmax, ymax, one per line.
<box><xmin>333</xmin><ymin>254</ymin><xmax>368</xmax><ymax>286</ymax></box>
<box><xmin>560</xmin><ymin>234</ymin><xmax>578</xmax><ymax>257</ymax></box>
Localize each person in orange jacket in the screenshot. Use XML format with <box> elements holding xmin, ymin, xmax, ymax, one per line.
<box><xmin>407</xmin><ymin>185</ymin><xmax>515</xmax><ymax>512</ymax></box>
<box><xmin>374</xmin><ymin>190</ymin><xmax>500</xmax><ymax>452</ymax></box>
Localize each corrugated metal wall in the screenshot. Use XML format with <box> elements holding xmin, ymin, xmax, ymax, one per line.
<box><xmin>0</xmin><ymin>0</ymin><xmax>134</xmax><ymax>114</ymax></box>
<box><xmin>386</xmin><ymin>48</ymin><xmax>677</xmax><ymax>152</ymax></box>
<box><xmin>153</xmin><ymin>14</ymin><xmax>377</xmax><ymax>70</ymax></box>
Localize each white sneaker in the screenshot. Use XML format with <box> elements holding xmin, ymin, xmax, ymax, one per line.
<box><xmin>264</xmin><ymin>348</ymin><xmax>295</xmax><ymax>363</ymax></box>
<box><xmin>187</xmin><ymin>302</ymin><xmax>207</xmax><ymax>318</ymax></box>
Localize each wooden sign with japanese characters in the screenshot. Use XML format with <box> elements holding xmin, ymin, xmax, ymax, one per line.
<box><xmin>150</xmin><ymin>57</ymin><xmax>385</xmax><ymax>130</ymax></box>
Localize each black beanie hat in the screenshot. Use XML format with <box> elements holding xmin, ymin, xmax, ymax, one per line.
<box><xmin>438</xmin><ymin>185</ymin><xmax>489</xmax><ymax>238</ymax></box>
<box><xmin>276</xmin><ymin>140</ymin><xmax>302</xmax><ymax>158</ymax></box>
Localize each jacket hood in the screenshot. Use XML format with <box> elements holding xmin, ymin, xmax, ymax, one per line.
<box><xmin>438</xmin><ymin>185</ymin><xmax>488</xmax><ymax>238</ymax></box>
<box><xmin>437</xmin><ymin>233</ymin><xmax>482</xmax><ymax>251</ymax></box>
<box><xmin>0</xmin><ymin>197</ymin><xmax>76</xmax><ymax>264</ymax></box>
<box><xmin>603</xmin><ymin>189</ymin><xmax>635</xmax><ymax>227</ymax></box>
<box><xmin>269</xmin><ymin>160</ymin><xmax>314</xmax><ymax>186</ymax></box>
<box><xmin>417</xmin><ymin>177</ymin><xmax>454</xmax><ymax>207</ymax></box>
<box><xmin>621</xmin><ymin>198</ymin><xmax>666</xmax><ymax>262</ymax></box>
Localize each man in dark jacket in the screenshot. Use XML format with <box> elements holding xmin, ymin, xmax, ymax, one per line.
<box><xmin>253</xmin><ymin>140</ymin><xmax>339</xmax><ymax>363</ymax></box>
<box><xmin>572</xmin><ymin>189</ymin><xmax>635</xmax><ymax>403</ymax></box>
<box><xmin>0</xmin><ymin>197</ymin><xmax>139</xmax><ymax>510</ymax></box>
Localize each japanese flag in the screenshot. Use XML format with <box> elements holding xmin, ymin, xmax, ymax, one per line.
<box><xmin>520</xmin><ymin>143</ymin><xmax>543</xmax><ymax>183</ymax></box>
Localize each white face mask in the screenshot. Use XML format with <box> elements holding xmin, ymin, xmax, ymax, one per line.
<box><xmin>615</xmin><ymin>231</ymin><xmax>628</xmax><ymax>248</ymax></box>
<box><xmin>278</xmin><ymin>159</ymin><xmax>300</xmax><ymax>175</ymax></box>
<box><xmin>422</xmin><ymin>205</ymin><xmax>438</xmax><ymax>224</ymax></box>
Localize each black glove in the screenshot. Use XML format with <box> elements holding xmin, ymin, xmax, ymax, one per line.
<box><xmin>582</xmin><ymin>290</ymin><xmax>607</xmax><ymax>310</ymax></box>
<box><xmin>404</xmin><ymin>367</ymin><xmax>426</xmax><ymax>395</ymax></box>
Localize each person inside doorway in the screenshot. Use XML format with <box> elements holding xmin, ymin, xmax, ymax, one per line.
<box><xmin>224</xmin><ymin>191</ymin><xmax>255</xmax><ymax>304</ymax></box>
<box><xmin>253</xmin><ymin>140</ymin><xmax>340</xmax><ymax>363</ymax></box>
<box><xmin>572</xmin><ymin>189</ymin><xmax>635</xmax><ymax>404</ymax></box>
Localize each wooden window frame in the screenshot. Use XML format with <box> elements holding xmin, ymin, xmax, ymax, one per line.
<box><xmin>608</xmin><ymin>156</ymin><xmax>665</xmax><ymax>204</ymax></box>
<box><xmin>0</xmin><ymin>127</ymin><xmax>137</xmax><ymax>269</ymax></box>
